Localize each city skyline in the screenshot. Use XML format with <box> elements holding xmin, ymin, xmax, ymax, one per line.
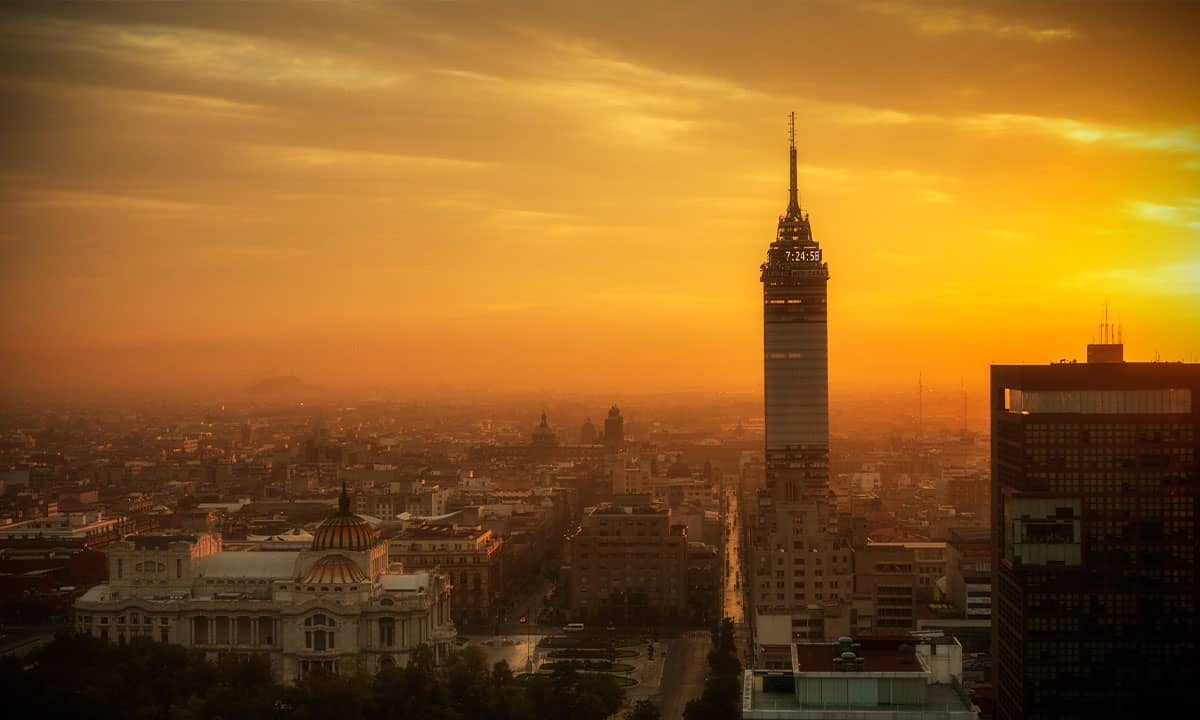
<box><xmin>2</xmin><ymin>1</ymin><xmax>1198</xmax><ymax>398</ymax></box>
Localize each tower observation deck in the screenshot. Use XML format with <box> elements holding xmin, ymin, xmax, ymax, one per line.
<box><xmin>760</xmin><ymin>113</ymin><xmax>830</xmax><ymax>502</ymax></box>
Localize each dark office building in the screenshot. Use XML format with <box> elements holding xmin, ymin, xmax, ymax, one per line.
<box><xmin>991</xmin><ymin>346</ymin><xmax>1198</xmax><ymax>719</ymax></box>
<box><xmin>603</xmin><ymin>405</ymin><xmax>625</xmax><ymax>454</ymax></box>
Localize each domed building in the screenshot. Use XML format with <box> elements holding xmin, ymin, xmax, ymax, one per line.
<box><xmin>530</xmin><ymin>410</ymin><xmax>559</xmax><ymax>463</ymax></box>
<box><xmin>75</xmin><ymin>484</ymin><xmax>455</xmax><ymax>683</ymax></box>
<box><xmin>311</xmin><ymin>486</ymin><xmax>378</xmax><ymax>552</ymax></box>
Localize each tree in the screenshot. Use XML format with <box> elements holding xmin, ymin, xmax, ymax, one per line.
<box><xmin>684</xmin><ymin>617</ymin><xmax>741</xmax><ymax>720</ymax></box>
<box><xmin>3</xmin><ymin>634</ymin><xmax>625</xmax><ymax>720</ymax></box>
<box><xmin>624</xmin><ymin>699</ymin><xmax>662</xmax><ymax>720</ymax></box>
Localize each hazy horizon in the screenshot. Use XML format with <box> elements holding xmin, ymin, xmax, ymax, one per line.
<box><xmin>3</xmin><ymin>1</ymin><xmax>1198</xmax><ymax>398</ymax></box>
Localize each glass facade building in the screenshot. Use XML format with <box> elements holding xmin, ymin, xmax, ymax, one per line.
<box><xmin>991</xmin><ymin>358</ymin><xmax>1199</xmax><ymax>719</ymax></box>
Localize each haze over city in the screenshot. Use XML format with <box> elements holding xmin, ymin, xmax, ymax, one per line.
<box><xmin>2</xmin><ymin>3</ymin><xmax>1199</xmax><ymax>720</ymax></box>
<box><xmin>2</xmin><ymin>1</ymin><xmax>1198</xmax><ymax>399</ymax></box>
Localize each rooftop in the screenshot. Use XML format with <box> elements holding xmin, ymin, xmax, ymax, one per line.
<box><xmin>794</xmin><ymin>638</ymin><xmax>926</xmax><ymax>673</ymax></box>
<box><xmin>746</xmin><ymin>674</ymin><xmax>976</xmax><ymax>719</ymax></box>
<box><xmin>130</xmin><ymin>533</ymin><xmax>200</xmax><ymax>550</ymax></box>
<box><xmin>395</xmin><ymin>523</ymin><xmax>489</xmax><ymax>540</ymax></box>
<box><xmin>744</xmin><ymin>637</ymin><xmax>978</xmax><ymax>719</ymax></box>
<box><xmin>198</xmin><ymin>552</ymin><xmax>298</xmax><ymax>580</ymax></box>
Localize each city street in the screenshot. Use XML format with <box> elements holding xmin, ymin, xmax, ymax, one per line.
<box><xmin>659</xmin><ymin>631</ymin><xmax>712</xmax><ymax>720</ymax></box>
<box><xmin>721</xmin><ymin>488</ymin><xmax>751</xmax><ymax>663</ymax></box>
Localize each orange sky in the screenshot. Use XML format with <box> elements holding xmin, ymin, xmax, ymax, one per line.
<box><xmin>1</xmin><ymin>1</ymin><xmax>1197</xmax><ymax>399</ymax></box>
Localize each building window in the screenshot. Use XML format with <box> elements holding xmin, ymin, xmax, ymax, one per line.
<box><xmin>194</xmin><ymin>617</ymin><xmax>210</xmax><ymax>645</ymax></box>
<box><xmin>176</xmin><ymin>559</ymin><xmax>183</xmax><ymax>579</ymax></box>
<box><xmin>304</xmin><ymin>614</ymin><xmax>336</xmax><ymax>651</ymax></box>
<box><xmin>300</xmin><ymin>660</ymin><xmax>338</xmax><ymax>676</ymax></box>
<box><xmin>236</xmin><ymin>616</ymin><xmax>253</xmax><ymax>645</ymax></box>
<box><xmin>380</xmin><ymin>618</ymin><xmax>395</xmax><ymax>647</ymax></box>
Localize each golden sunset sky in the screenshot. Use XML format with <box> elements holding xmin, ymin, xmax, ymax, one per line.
<box><xmin>1</xmin><ymin>1</ymin><xmax>1197</xmax><ymax>397</ymax></box>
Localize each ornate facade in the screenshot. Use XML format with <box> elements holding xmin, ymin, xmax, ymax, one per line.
<box><xmin>74</xmin><ymin>485</ymin><xmax>454</xmax><ymax>683</ymax></box>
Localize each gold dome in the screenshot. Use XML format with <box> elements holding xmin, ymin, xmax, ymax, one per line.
<box><xmin>302</xmin><ymin>554</ymin><xmax>368</xmax><ymax>585</ymax></box>
<box><xmin>311</xmin><ymin>483</ymin><xmax>379</xmax><ymax>552</ymax></box>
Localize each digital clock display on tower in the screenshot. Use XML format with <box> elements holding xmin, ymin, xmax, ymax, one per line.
<box><xmin>783</xmin><ymin>248</ymin><xmax>822</xmax><ymax>263</ymax></box>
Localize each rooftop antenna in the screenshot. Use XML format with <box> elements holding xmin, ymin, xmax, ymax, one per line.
<box><xmin>961</xmin><ymin>378</ymin><xmax>967</xmax><ymax>433</ymax></box>
<box><xmin>918</xmin><ymin>371</ymin><xmax>924</xmax><ymax>441</ymax></box>
<box><xmin>787</xmin><ymin>111</ymin><xmax>802</xmax><ymax>218</ymax></box>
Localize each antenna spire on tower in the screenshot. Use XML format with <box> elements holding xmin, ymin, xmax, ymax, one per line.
<box><xmin>787</xmin><ymin>111</ymin><xmax>801</xmax><ymax>218</ymax></box>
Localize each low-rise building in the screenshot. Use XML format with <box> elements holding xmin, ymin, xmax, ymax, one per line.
<box><xmin>567</xmin><ymin>494</ymin><xmax>688</xmax><ymax>624</ymax></box>
<box><xmin>743</xmin><ymin>635</ymin><xmax>979</xmax><ymax>718</ymax></box>
<box><xmin>853</xmin><ymin>542</ymin><xmax>948</xmax><ymax>635</ymax></box>
<box><xmin>386</xmin><ymin>522</ymin><xmax>503</xmax><ymax>624</ymax></box>
<box><xmin>0</xmin><ymin>511</ymin><xmax>132</xmax><ymax>548</ymax></box>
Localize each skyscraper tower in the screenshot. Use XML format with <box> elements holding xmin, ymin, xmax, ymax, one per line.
<box><xmin>761</xmin><ymin>112</ymin><xmax>830</xmax><ymax>502</ymax></box>
<box><xmin>748</xmin><ymin>116</ymin><xmax>851</xmax><ymax>637</ymax></box>
<box><xmin>603</xmin><ymin>405</ymin><xmax>625</xmax><ymax>454</ymax></box>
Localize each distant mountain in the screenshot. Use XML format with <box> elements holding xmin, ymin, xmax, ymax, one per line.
<box><xmin>247</xmin><ymin>375</ymin><xmax>312</xmax><ymax>397</ymax></box>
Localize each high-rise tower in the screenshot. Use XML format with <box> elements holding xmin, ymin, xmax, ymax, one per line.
<box><xmin>761</xmin><ymin>112</ymin><xmax>830</xmax><ymax>502</ymax></box>
<box><xmin>749</xmin><ymin>116</ymin><xmax>851</xmax><ymax>640</ymax></box>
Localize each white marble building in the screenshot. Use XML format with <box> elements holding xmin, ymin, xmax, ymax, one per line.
<box><xmin>74</xmin><ymin>486</ymin><xmax>454</xmax><ymax>683</ymax></box>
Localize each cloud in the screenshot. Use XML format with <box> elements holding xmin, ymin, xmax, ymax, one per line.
<box><xmin>447</xmin><ymin>302</ymin><xmax>545</xmax><ymax>316</ymax></box>
<box><xmin>965</xmin><ymin>114</ymin><xmax>1200</xmax><ymax>154</ymax></box>
<box><xmin>860</xmin><ymin>0</ymin><xmax>1076</xmax><ymax>42</ymax></box>
<box><xmin>746</xmin><ymin>164</ymin><xmax>953</xmax><ymax>204</ymax></box>
<box><xmin>74</xmin><ymin>21</ymin><xmax>403</xmax><ymax>89</ymax></box>
<box><xmin>1128</xmin><ymin>199</ymin><xmax>1200</xmax><ymax>228</ymax></box>
<box><xmin>911</xmin><ymin>187</ymin><xmax>954</xmax><ymax>204</ymax></box>
<box><xmin>7</xmin><ymin>190</ymin><xmax>209</xmax><ymax>212</ymax></box>
<box><xmin>431</xmin><ymin>33</ymin><xmax>759</xmax><ymax>147</ymax></box>
<box><xmin>815</xmin><ymin>101</ymin><xmax>1200</xmax><ymax>157</ymax></box>
<box><xmin>247</xmin><ymin>145</ymin><xmax>495</xmax><ymax>172</ymax></box>
<box><xmin>209</xmin><ymin>245</ymin><xmax>313</xmax><ymax>259</ymax></box>
<box><xmin>1070</xmin><ymin>261</ymin><xmax>1200</xmax><ymax>295</ymax></box>
<box><xmin>832</xmin><ymin>105</ymin><xmax>922</xmax><ymax>126</ymax></box>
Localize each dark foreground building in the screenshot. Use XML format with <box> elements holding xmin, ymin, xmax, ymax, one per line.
<box><xmin>991</xmin><ymin>344</ymin><xmax>1198</xmax><ymax>719</ymax></box>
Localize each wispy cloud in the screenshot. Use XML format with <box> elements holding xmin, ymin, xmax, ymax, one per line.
<box><xmin>81</xmin><ymin>22</ymin><xmax>403</xmax><ymax>89</ymax></box>
<box><xmin>1128</xmin><ymin>199</ymin><xmax>1200</xmax><ymax>229</ymax></box>
<box><xmin>745</xmin><ymin>164</ymin><xmax>953</xmax><ymax>204</ymax></box>
<box><xmin>433</xmin><ymin>34</ymin><xmax>760</xmax><ymax>147</ymax></box>
<box><xmin>450</xmin><ymin>302</ymin><xmax>544</xmax><ymax>315</ymax></box>
<box><xmin>209</xmin><ymin>245</ymin><xmax>313</xmax><ymax>259</ymax></box>
<box><xmin>965</xmin><ymin>114</ymin><xmax>1200</xmax><ymax>154</ymax></box>
<box><xmin>860</xmin><ymin>0</ymin><xmax>1076</xmax><ymax>42</ymax></box>
<box><xmin>8</xmin><ymin>190</ymin><xmax>209</xmax><ymax>212</ymax></box>
<box><xmin>1069</xmin><ymin>261</ymin><xmax>1200</xmax><ymax>295</ymax></box>
<box><xmin>815</xmin><ymin>99</ymin><xmax>1200</xmax><ymax>156</ymax></box>
<box><xmin>249</xmin><ymin>145</ymin><xmax>494</xmax><ymax>171</ymax></box>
